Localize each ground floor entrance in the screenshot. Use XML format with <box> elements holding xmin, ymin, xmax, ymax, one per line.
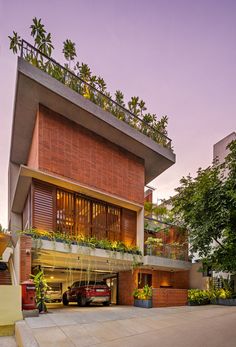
<box><xmin>26</xmin><ymin>237</ymin><xmax>189</xmax><ymax>308</ymax></box>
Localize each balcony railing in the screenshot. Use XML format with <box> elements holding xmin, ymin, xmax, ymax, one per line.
<box><xmin>144</xmin><ymin>244</ymin><xmax>189</xmax><ymax>262</ymax></box>
<box><xmin>20</xmin><ymin>40</ymin><xmax>172</xmax><ymax>149</ymax></box>
<box><xmin>144</xmin><ymin>217</ymin><xmax>189</xmax><ymax>262</ymax></box>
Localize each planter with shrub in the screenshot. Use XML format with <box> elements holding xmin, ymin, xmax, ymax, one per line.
<box><xmin>133</xmin><ymin>285</ymin><xmax>152</xmax><ymax>308</ymax></box>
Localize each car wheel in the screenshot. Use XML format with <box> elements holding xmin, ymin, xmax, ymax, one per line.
<box><xmin>103</xmin><ymin>301</ymin><xmax>110</xmax><ymax>306</ymax></box>
<box><xmin>62</xmin><ymin>294</ymin><xmax>69</xmax><ymax>306</ymax></box>
<box><xmin>77</xmin><ymin>295</ymin><xmax>86</xmax><ymax>307</ymax></box>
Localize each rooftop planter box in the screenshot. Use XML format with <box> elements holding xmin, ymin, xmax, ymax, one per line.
<box><xmin>20</xmin><ymin>229</ymin><xmax>141</xmax><ymax>256</ymax></box>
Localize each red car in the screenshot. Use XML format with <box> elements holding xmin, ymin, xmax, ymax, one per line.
<box><xmin>62</xmin><ymin>281</ymin><xmax>111</xmax><ymax>306</ymax></box>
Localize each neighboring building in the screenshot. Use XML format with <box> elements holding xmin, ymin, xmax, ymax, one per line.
<box><xmin>8</xmin><ymin>41</ymin><xmax>191</xmax><ymax>307</ymax></box>
<box><xmin>213</xmin><ymin>132</ymin><xmax>236</xmax><ymax>165</ymax></box>
<box><xmin>213</xmin><ymin>132</ymin><xmax>236</xmax><ymax>288</ymax></box>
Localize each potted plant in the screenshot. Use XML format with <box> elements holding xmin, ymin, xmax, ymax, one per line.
<box><xmin>133</xmin><ymin>285</ymin><xmax>152</xmax><ymax>308</ymax></box>
<box><xmin>145</xmin><ymin>237</ymin><xmax>163</xmax><ymax>256</ymax></box>
<box><xmin>31</xmin><ymin>270</ymin><xmax>49</xmax><ymax>313</ymax></box>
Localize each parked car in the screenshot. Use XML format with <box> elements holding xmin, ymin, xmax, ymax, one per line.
<box><xmin>45</xmin><ymin>289</ymin><xmax>62</xmax><ymax>303</ymax></box>
<box><xmin>62</xmin><ymin>281</ymin><xmax>111</xmax><ymax>306</ymax></box>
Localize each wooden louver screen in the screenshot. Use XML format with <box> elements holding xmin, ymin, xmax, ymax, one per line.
<box><xmin>33</xmin><ymin>182</ymin><xmax>54</xmax><ymax>231</ymax></box>
<box><xmin>57</xmin><ymin>189</ymin><xmax>122</xmax><ymax>241</ymax></box>
<box><xmin>32</xmin><ymin>181</ymin><xmax>134</xmax><ymax>244</ymax></box>
<box><xmin>56</xmin><ymin>190</ymin><xmax>75</xmax><ymax>236</ymax></box>
<box><xmin>75</xmin><ymin>196</ymin><xmax>91</xmax><ymax>237</ymax></box>
<box><xmin>122</xmin><ymin>209</ymin><xmax>137</xmax><ymax>246</ymax></box>
<box><xmin>107</xmin><ymin>206</ymin><xmax>121</xmax><ymax>241</ymax></box>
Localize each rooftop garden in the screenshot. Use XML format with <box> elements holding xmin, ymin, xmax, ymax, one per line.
<box><xmin>9</xmin><ymin>18</ymin><xmax>172</xmax><ymax>149</ymax></box>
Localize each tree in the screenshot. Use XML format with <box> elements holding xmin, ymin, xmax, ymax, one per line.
<box><xmin>63</xmin><ymin>39</ymin><xmax>77</xmax><ymax>69</ymax></box>
<box><xmin>172</xmin><ymin>140</ymin><xmax>236</xmax><ymax>273</ymax></box>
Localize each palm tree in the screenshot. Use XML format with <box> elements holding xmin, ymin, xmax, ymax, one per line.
<box><xmin>63</xmin><ymin>39</ymin><xmax>77</xmax><ymax>69</ymax></box>
<box><xmin>113</xmin><ymin>90</ymin><xmax>126</xmax><ymax>121</ymax></box>
<box><xmin>97</xmin><ymin>77</ymin><xmax>106</xmax><ymax>93</ymax></box>
<box><xmin>8</xmin><ymin>31</ymin><xmax>21</xmax><ymax>54</ymax></box>
<box><xmin>139</xmin><ymin>99</ymin><xmax>147</xmax><ymax>117</ymax></box>
<box><xmin>30</xmin><ymin>17</ymin><xmax>54</xmax><ymax>69</ymax></box>
<box><xmin>30</xmin><ymin>18</ymin><xmax>46</xmax><ymax>47</ymax></box>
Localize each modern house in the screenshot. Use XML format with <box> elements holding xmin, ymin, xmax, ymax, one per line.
<box><xmin>7</xmin><ymin>40</ymin><xmax>191</xmax><ymax>308</ymax></box>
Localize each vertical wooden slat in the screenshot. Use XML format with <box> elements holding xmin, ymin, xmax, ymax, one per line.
<box><xmin>33</xmin><ymin>180</ymin><xmax>55</xmax><ymax>231</ymax></box>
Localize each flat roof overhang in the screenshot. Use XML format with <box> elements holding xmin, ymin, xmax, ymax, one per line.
<box><xmin>10</xmin><ymin>58</ymin><xmax>175</xmax><ymax>185</ymax></box>
<box><xmin>32</xmin><ymin>239</ymin><xmax>139</xmax><ymax>273</ymax></box>
<box><xmin>143</xmin><ymin>255</ymin><xmax>192</xmax><ymax>271</ymax></box>
<box><xmin>11</xmin><ymin>165</ymin><xmax>143</xmax><ymax>214</ymax></box>
<box><xmin>31</xmin><ymin>240</ymin><xmax>191</xmax><ymax>273</ymax></box>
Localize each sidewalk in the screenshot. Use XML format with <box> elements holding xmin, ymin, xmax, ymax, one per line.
<box><xmin>0</xmin><ymin>336</ymin><xmax>17</xmax><ymax>347</ymax></box>
<box><xmin>15</xmin><ymin>305</ymin><xmax>236</xmax><ymax>347</ymax></box>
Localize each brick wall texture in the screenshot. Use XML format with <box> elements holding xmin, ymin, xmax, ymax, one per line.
<box><xmin>20</xmin><ymin>235</ymin><xmax>32</xmax><ymax>282</ymax></box>
<box><xmin>28</xmin><ymin>105</ymin><xmax>145</xmax><ymax>205</ymax></box>
<box><xmin>118</xmin><ymin>269</ymin><xmax>189</xmax><ymax>306</ymax></box>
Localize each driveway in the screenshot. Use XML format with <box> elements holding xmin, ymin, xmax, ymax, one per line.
<box><xmin>16</xmin><ymin>305</ymin><xmax>236</xmax><ymax>347</ymax></box>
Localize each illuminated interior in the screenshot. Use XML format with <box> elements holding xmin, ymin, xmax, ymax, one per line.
<box><xmin>56</xmin><ymin>189</ymin><xmax>121</xmax><ymax>241</ymax></box>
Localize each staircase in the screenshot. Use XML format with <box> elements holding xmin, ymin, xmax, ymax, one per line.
<box><xmin>0</xmin><ymin>265</ymin><xmax>12</xmax><ymax>285</ymax></box>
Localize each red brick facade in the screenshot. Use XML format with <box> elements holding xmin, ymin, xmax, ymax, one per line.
<box><xmin>118</xmin><ymin>269</ymin><xmax>189</xmax><ymax>306</ymax></box>
<box><xmin>20</xmin><ymin>235</ymin><xmax>32</xmax><ymax>283</ymax></box>
<box><xmin>28</xmin><ymin>106</ymin><xmax>145</xmax><ymax>205</ymax></box>
<box><xmin>152</xmin><ymin>288</ymin><xmax>188</xmax><ymax>307</ymax></box>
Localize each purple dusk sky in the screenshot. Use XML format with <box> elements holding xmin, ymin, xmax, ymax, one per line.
<box><xmin>0</xmin><ymin>0</ymin><xmax>235</xmax><ymax>227</ymax></box>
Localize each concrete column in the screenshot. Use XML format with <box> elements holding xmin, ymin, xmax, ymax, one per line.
<box><xmin>9</xmin><ymin>212</ymin><xmax>22</xmax><ymax>232</ymax></box>
<box><xmin>137</xmin><ymin>207</ymin><xmax>144</xmax><ymax>254</ymax></box>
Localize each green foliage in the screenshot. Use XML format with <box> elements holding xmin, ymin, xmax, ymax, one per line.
<box><xmin>145</xmin><ymin>237</ymin><xmax>163</xmax><ymax>247</ymax></box>
<box><xmin>0</xmin><ymin>224</ymin><xmax>5</xmax><ymax>232</ymax></box>
<box><xmin>30</xmin><ymin>17</ymin><xmax>54</xmax><ymax>56</ymax></box>
<box><xmin>63</xmin><ymin>39</ymin><xmax>77</xmax><ymax>63</ymax></box>
<box><xmin>188</xmin><ymin>289</ymin><xmax>210</xmax><ymax>304</ymax></box>
<box><xmin>144</xmin><ymin>201</ymin><xmax>172</xmax><ymax>223</ymax></box>
<box><xmin>145</xmin><ymin>237</ymin><xmax>163</xmax><ymax>256</ymax></box>
<box><xmin>172</xmin><ymin>140</ymin><xmax>236</xmax><ymax>273</ymax></box>
<box><xmin>8</xmin><ymin>17</ymin><xmax>170</xmax><ymax>148</ymax></box>
<box><xmin>188</xmin><ymin>288</ymin><xmax>233</xmax><ymax>305</ymax></box>
<box><xmin>18</xmin><ymin>229</ymin><xmax>142</xmax><ymax>255</ymax></box>
<box><xmin>31</xmin><ymin>270</ymin><xmax>49</xmax><ymax>312</ymax></box>
<box><xmin>8</xmin><ymin>31</ymin><xmax>21</xmax><ymax>53</ymax></box>
<box><xmin>133</xmin><ymin>285</ymin><xmax>152</xmax><ymax>300</ymax></box>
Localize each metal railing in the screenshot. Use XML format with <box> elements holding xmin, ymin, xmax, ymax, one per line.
<box><xmin>20</xmin><ymin>40</ymin><xmax>172</xmax><ymax>149</ymax></box>
<box><xmin>144</xmin><ymin>244</ymin><xmax>189</xmax><ymax>262</ymax></box>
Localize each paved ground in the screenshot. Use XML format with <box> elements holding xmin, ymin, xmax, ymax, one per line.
<box><xmin>15</xmin><ymin>304</ymin><xmax>236</xmax><ymax>347</ymax></box>
<box><xmin>0</xmin><ymin>336</ymin><xmax>17</xmax><ymax>347</ymax></box>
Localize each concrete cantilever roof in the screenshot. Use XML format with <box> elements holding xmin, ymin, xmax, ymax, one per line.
<box><xmin>10</xmin><ymin>58</ymin><xmax>175</xmax><ymax>184</ymax></box>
